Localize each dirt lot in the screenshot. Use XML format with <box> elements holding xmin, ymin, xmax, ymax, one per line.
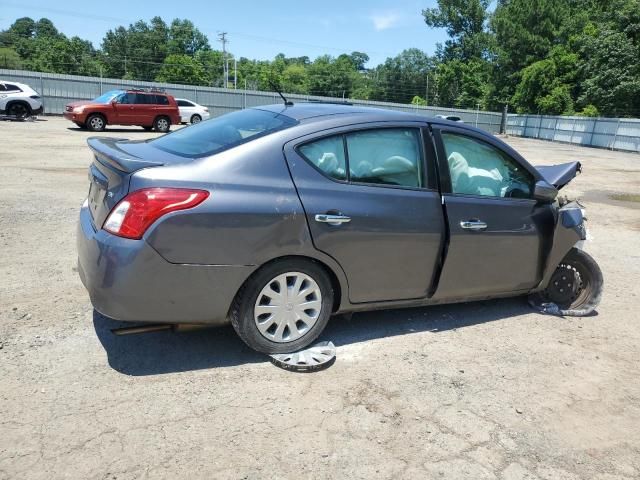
<box><xmin>1</xmin><ymin>117</ymin><xmax>639</xmax><ymax>480</ymax></box>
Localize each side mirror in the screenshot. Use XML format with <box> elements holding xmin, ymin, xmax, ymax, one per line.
<box><xmin>533</xmin><ymin>180</ymin><xmax>558</xmax><ymax>203</ymax></box>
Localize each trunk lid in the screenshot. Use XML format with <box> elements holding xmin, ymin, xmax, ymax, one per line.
<box><xmin>535</xmin><ymin>161</ymin><xmax>582</xmax><ymax>189</ymax></box>
<box><xmin>86</xmin><ymin>137</ymin><xmax>166</xmax><ymax>228</ymax></box>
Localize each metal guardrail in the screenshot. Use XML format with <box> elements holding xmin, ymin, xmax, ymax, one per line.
<box><xmin>507</xmin><ymin>114</ymin><xmax>640</xmax><ymax>153</ymax></box>
<box><xmin>0</xmin><ymin>69</ymin><xmax>503</xmax><ymax>134</ymax></box>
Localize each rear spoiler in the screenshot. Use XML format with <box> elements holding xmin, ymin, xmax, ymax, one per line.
<box><xmin>87</xmin><ymin>137</ymin><xmax>164</xmax><ymax>173</ymax></box>
<box><xmin>535</xmin><ymin>161</ymin><xmax>582</xmax><ymax>189</ymax></box>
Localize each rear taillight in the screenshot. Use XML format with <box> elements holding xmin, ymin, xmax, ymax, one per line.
<box><xmin>103</xmin><ymin>187</ymin><xmax>209</xmax><ymax>239</ymax></box>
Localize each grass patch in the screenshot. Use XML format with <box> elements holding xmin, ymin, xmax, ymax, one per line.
<box><xmin>609</xmin><ymin>193</ymin><xmax>640</xmax><ymax>203</ymax></box>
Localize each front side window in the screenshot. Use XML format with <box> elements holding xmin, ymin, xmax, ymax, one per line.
<box><xmin>151</xmin><ymin>108</ymin><xmax>297</xmax><ymax>157</ymax></box>
<box><xmin>2</xmin><ymin>83</ymin><xmax>21</xmax><ymax>92</ymax></box>
<box><xmin>441</xmin><ymin>132</ymin><xmax>533</xmax><ymax>198</ymax></box>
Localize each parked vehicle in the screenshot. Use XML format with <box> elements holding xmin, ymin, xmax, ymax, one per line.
<box><xmin>77</xmin><ymin>102</ymin><xmax>602</xmax><ymax>354</ymax></box>
<box><xmin>176</xmin><ymin>98</ymin><xmax>210</xmax><ymax>124</ymax></box>
<box><xmin>0</xmin><ymin>80</ymin><xmax>43</xmax><ymax>119</ymax></box>
<box><xmin>63</xmin><ymin>88</ymin><xmax>180</xmax><ymax>132</ymax></box>
<box><xmin>436</xmin><ymin>114</ymin><xmax>463</xmax><ymax>122</ymax></box>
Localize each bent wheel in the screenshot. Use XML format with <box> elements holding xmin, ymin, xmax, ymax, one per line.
<box><xmin>541</xmin><ymin>247</ymin><xmax>603</xmax><ymax>316</ymax></box>
<box><xmin>230</xmin><ymin>260</ymin><xmax>334</xmax><ymax>354</ymax></box>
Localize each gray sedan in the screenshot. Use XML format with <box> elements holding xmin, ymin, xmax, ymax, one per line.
<box><xmin>77</xmin><ymin>103</ymin><xmax>602</xmax><ymax>353</ymax></box>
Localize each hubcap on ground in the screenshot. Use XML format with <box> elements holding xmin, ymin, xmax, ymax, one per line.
<box><xmin>254</xmin><ymin>272</ymin><xmax>322</xmax><ymax>343</ymax></box>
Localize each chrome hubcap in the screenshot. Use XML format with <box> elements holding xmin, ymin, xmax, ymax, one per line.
<box><xmin>254</xmin><ymin>272</ymin><xmax>322</xmax><ymax>343</ymax></box>
<box><xmin>157</xmin><ymin>119</ymin><xmax>168</xmax><ymax>130</ymax></box>
<box><xmin>90</xmin><ymin>117</ymin><xmax>103</xmax><ymax>129</ymax></box>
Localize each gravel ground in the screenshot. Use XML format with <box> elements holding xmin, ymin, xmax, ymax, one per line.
<box><xmin>1</xmin><ymin>117</ymin><xmax>639</xmax><ymax>480</ymax></box>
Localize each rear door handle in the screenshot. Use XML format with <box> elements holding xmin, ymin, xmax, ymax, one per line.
<box><xmin>460</xmin><ymin>219</ymin><xmax>487</xmax><ymax>231</ymax></box>
<box><xmin>315</xmin><ymin>214</ymin><xmax>351</xmax><ymax>226</ymax></box>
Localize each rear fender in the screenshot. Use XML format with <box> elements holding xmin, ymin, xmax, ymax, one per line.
<box><xmin>536</xmin><ymin>201</ymin><xmax>587</xmax><ymax>290</ymax></box>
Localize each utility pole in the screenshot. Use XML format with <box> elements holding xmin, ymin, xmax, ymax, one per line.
<box><xmin>425</xmin><ymin>74</ymin><xmax>429</xmax><ymax>106</ymax></box>
<box><xmin>218</xmin><ymin>32</ymin><xmax>228</xmax><ymax>88</ymax></box>
<box><xmin>475</xmin><ymin>103</ymin><xmax>480</xmax><ymax>127</ymax></box>
<box><xmin>234</xmin><ymin>58</ymin><xmax>237</xmax><ymax>89</ymax></box>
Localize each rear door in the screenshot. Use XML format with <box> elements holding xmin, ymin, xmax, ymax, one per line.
<box><xmin>285</xmin><ymin>123</ymin><xmax>445</xmax><ymax>304</ymax></box>
<box><xmin>431</xmin><ymin>126</ymin><xmax>552</xmax><ymax>299</ymax></box>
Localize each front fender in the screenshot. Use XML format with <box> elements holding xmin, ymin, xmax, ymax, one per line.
<box><xmin>536</xmin><ymin>201</ymin><xmax>587</xmax><ymax>290</ymax></box>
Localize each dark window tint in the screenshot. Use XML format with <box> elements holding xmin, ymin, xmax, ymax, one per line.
<box><xmin>0</xmin><ymin>83</ymin><xmax>21</xmax><ymax>92</ymax></box>
<box><xmin>346</xmin><ymin>128</ymin><xmax>423</xmax><ymax>187</ymax></box>
<box><xmin>151</xmin><ymin>108</ymin><xmax>297</xmax><ymax>158</ymax></box>
<box><xmin>155</xmin><ymin>95</ymin><xmax>169</xmax><ymax>105</ymax></box>
<box><xmin>177</xmin><ymin>99</ymin><xmax>193</xmax><ymax>107</ymax></box>
<box><xmin>441</xmin><ymin>132</ymin><xmax>533</xmax><ymax>198</ymax></box>
<box><xmin>299</xmin><ymin>135</ymin><xmax>346</xmax><ymax>181</ymax></box>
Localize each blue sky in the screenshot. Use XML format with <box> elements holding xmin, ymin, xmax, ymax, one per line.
<box><xmin>0</xmin><ymin>0</ymin><xmax>449</xmax><ymax>66</ymax></box>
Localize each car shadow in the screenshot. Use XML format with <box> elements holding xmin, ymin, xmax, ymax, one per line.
<box><xmin>94</xmin><ymin>297</ymin><xmax>534</xmax><ymax>376</ymax></box>
<box><xmin>66</xmin><ymin>127</ymin><xmax>155</xmax><ymax>133</ymax></box>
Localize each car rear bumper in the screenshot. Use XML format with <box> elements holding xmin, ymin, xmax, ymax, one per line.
<box><xmin>77</xmin><ymin>204</ymin><xmax>254</xmax><ymax>325</ymax></box>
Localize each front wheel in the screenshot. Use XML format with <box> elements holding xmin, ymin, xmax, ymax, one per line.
<box><xmin>230</xmin><ymin>259</ymin><xmax>334</xmax><ymax>354</ymax></box>
<box><xmin>538</xmin><ymin>248</ymin><xmax>603</xmax><ymax>316</ymax></box>
<box><xmin>86</xmin><ymin>114</ymin><xmax>106</xmax><ymax>132</ymax></box>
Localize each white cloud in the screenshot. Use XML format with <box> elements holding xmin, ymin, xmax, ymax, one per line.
<box><xmin>370</xmin><ymin>11</ymin><xmax>402</xmax><ymax>31</ymax></box>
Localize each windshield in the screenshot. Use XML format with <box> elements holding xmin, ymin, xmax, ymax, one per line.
<box><xmin>93</xmin><ymin>90</ymin><xmax>124</xmax><ymax>104</ymax></box>
<box><xmin>150</xmin><ymin>108</ymin><xmax>298</xmax><ymax>158</ymax></box>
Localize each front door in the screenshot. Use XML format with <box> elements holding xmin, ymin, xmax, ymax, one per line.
<box><xmin>432</xmin><ymin>127</ymin><xmax>552</xmax><ymax>299</ymax></box>
<box><xmin>285</xmin><ymin>124</ymin><xmax>445</xmax><ymax>304</ymax></box>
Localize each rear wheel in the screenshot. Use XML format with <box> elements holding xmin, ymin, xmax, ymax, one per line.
<box><xmin>230</xmin><ymin>259</ymin><xmax>334</xmax><ymax>354</ymax></box>
<box><xmin>7</xmin><ymin>102</ymin><xmax>31</xmax><ymax>119</ymax></box>
<box><xmin>86</xmin><ymin>114</ymin><xmax>106</xmax><ymax>132</ymax></box>
<box><xmin>153</xmin><ymin>116</ymin><xmax>170</xmax><ymax>133</ymax></box>
<box><xmin>539</xmin><ymin>248</ymin><xmax>603</xmax><ymax>316</ymax></box>
<box><xmin>190</xmin><ymin>114</ymin><xmax>202</xmax><ymax>124</ymax></box>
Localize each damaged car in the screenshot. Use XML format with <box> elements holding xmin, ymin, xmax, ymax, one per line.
<box><xmin>77</xmin><ymin>103</ymin><xmax>603</xmax><ymax>353</ymax></box>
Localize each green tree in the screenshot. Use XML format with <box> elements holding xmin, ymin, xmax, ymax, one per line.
<box><xmin>370</xmin><ymin>49</ymin><xmax>435</xmax><ymax>103</ymax></box>
<box><xmin>423</xmin><ymin>0</ymin><xmax>492</xmax><ymax>60</ymax></box>
<box><xmin>155</xmin><ymin>53</ymin><xmax>207</xmax><ymax>85</ymax></box>
<box><xmin>0</xmin><ymin>47</ymin><xmax>22</xmax><ymax>68</ymax></box>
<box><xmin>168</xmin><ymin>19</ymin><xmax>210</xmax><ymax>56</ymax></box>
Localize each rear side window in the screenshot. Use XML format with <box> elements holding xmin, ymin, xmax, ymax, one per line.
<box><xmin>155</xmin><ymin>95</ymin><xmax>169</xmax><ymax>105</ymax></box>
<box><xmin>298</xmin><ymin>128</ymin><xmax>424</xmax><ymax>188</ymax></box>
<box><xmin>177</xmin><ymin>99</ymin><xmax>193</xmax><ymax>107</ymax></box>
<box><xmin>135</xmin><ymin>93</ymin><xmax>153</xmax><ymax>104</ymax></box>
<box><xmin>151</xmin><ymin>108</ymin><xmax>297</xmax><ymax>158</ymax></box>
<box><xmin>299</xmin><ymin>136</ymin><xmax>347</xmax><ymax>180</ymax></box>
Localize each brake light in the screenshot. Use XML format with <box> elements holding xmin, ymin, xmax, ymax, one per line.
<box><xmin>103</xmin><ymin>188</ymin><xmax>209</xmax><ymax>239</ymax></box>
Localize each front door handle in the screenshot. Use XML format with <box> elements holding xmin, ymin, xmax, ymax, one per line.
<box><xmin>460</xmin><ymin>219</ymin><xmax>487</xmax><ymax>231</ymax></box>
<box><xmin>315</xmin><ymin>214</ymin><xmax>351</xmax><ymax>226</ymax></box>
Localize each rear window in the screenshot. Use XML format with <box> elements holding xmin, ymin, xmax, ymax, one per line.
<box><xmin>150</xmin><ymin>108</ymin><xmax>297</xmax><ymax>158</ymax></box>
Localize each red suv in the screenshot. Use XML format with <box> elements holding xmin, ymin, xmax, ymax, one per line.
<box><xmin>64</xmin><ymin>89</ymin><xmax>181</xmax><ymax>132</ymax></box>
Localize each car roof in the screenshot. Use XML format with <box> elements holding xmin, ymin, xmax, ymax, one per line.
<box><xmin>254</xmin><ymin>102</ymin><xmax>482</xmax><ymax>132</ymax></box>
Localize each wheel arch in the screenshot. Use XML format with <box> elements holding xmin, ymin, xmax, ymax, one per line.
<box><xmin>5</xmin><ymin>99</ymin><xmax>32</xmax><ymax>115</ymax></box>
<box><xmin>230</xmin><ymin>254</ymin><xmax>346</xmax><ymax>315</ymax></box>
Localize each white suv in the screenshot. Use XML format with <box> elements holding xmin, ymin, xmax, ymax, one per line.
<box><xmin>0</xmin><ymin>80</ymin><xmax>44</xmax><ymax>119</ymax></box>
<box><xmin>175</xmin><ymin>98</ymin><xmax>210</xmax><ymax>124</ymax></box>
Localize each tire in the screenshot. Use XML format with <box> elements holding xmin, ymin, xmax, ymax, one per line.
<box><xmin>538</xmin><ymin>247</ymin><xmax>603</xmax><ymax>316</ymax></box>
<box><xmin>86</xmin><ymin>114</ymin><xmax>106</xmax><ymax>132</ymax></box>
<box><xmin>153</xmin><ymin>116</ymin><xmax>170</xmax><ymax>133</ymax></box>
<box><xmin>190</xmin><ymin>114</ymin><xmax>202</xmax><ymax>124</ymax></box>
<box><xmin>7</xmin><ymin>102</ymin><xmax>31</xmax><ymax>119</ymax></box>
<box><xmin>230</xmin><ymin>259</ymin><xmax>334</xmax><ymax>354</ymax></box>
